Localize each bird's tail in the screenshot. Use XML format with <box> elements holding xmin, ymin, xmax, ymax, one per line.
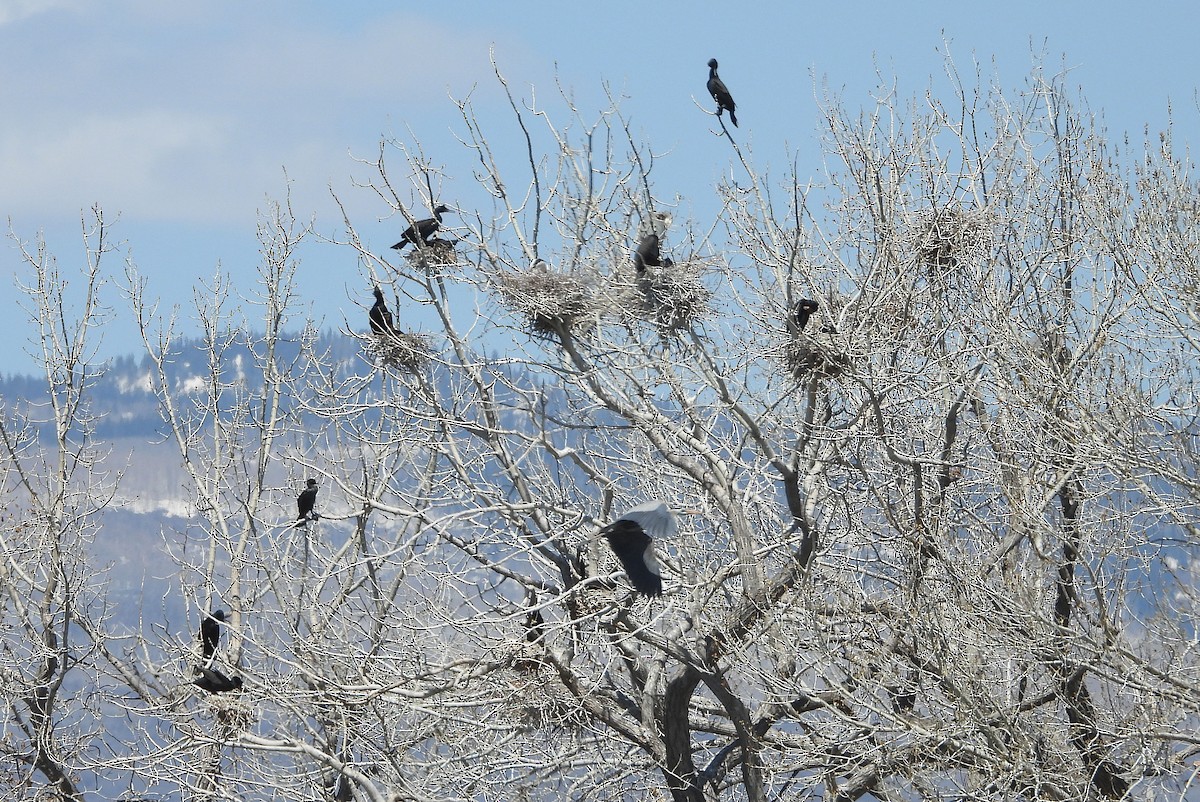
<box><xmin>730</xmin><ymin>110</ymin><xmax>738</xmax><ymax>127</ymax></box>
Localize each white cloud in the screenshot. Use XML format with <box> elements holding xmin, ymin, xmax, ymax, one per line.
<box><xmin>0</xmin><ymin>0</ymin><xmax>81</xmax><ymax>25</ymax></box>
<box><xmin>0</xmin><ymin>109</ymin><xmax>245</xmax><ymax>222</ymax></box>
<box><xmin>0</xmin><ymin>5</ymin><xmax>513</xmax><ymax>226</ymax></box>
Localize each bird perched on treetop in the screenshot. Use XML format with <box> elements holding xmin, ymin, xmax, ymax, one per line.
<box><xmin>199</xmin><ymin>609</ymin><xmax>225</xmax><ymax>664</ymax></box>
<box><xmin>706</xmin><ymin>58</ymin><xmax>738</xmax><ymax>127</ymax></box>
<box><xmin>633</xmin><ymin>234</ymin><xmax>663</xmax><ymax>275</ymax></box>
<box><xmin>369</xmin><ymin>287</ymin><xmax>397</xmax><ymax>337</ymax></box>
<box><xmin>391</xmin><ymin>205</ymin><xmax>451</xmax><ymax>250</ymax></box>
<box><xmin>794</xmin><ymin>299</ymin><xmax>819</xmax><ymax>331</ymax></box>
<box><xmin>295</xmin><ymin>479</ymin><xmax>319</xmax><ymax>528</ymax></box>
<box><xmin>193</xmin><ymin>666</ymin><xmax>243</xmax><ymax>694</ymax></box>
<box><xmin>600</xmin><ymin>500</ymin><xmax>681</xmax><ymax>596</ymax></box>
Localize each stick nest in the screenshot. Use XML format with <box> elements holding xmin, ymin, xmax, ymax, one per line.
<box><xmin>495</xmin><ymin>267</ymin><xmax>595</xmax><ymax>338</ymax></box>
<box><xmin>911</xmin><ymin>206</ymin><xmax>994</xmax><ymax>270</ymax></box>
<box><xmin>369</xmin><ymin>331</ymin><xmax>434</xmax><ymax>372</ymax></box>
<box><xmin>210</xmin><ymin>697</ymin><xmax>255</xmax><ymax>736</ymax></box>
<box><xmin>783</xmin><ymin>335</ymin><xmax>851</xmax><ymax>380</ymax></box>
<box><xmin>404</xmin><ymin>239</ymin><xmax>460</xmax><ymax>269</ymax></box>
<box><xmin>636</xmin><ymin>260</ymin><xmax>712</xmax><ymax>331</ymax></box>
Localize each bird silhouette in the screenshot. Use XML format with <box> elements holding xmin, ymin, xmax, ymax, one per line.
<box><xmin>633</xmin><ymin>234</ymin><xmax>662</xmax><ymax>274</ymax></box>
<box><xmin>295</xmin><ymin>479</ymin><xmax>319</xmax><ymax>528</ymax></box>
<box><xmin>199</xmin><ymin>609</ymin><xmax>225</xmax><ymax>663</ymax></box>
<box><xmin>706</xmin><ymin>58</ymin><xmax>738</xmax><ymax>127</ymax></box>
<box><xmin>193</xmin><ymin>666</ymin><xmax>243</xmax><ymax>694</ymax></box>
<box><xmin>794</xmin><ymin>299</ymin><xmax>819</xmax><ymax>331</ymax></box>
<box><xmin>600</xmin><ymin>500</ymin><xmax>680</xmax><ymax>595</ymax></box>
<box><xmin>391</xmin><ymin>205</ymin><xmax>451</xmax><ymax>250</ymax></box>
<box><xmin>369</xmin><ymin>287</ymin><xmax>397</xmax><ymax>337</ymax></box>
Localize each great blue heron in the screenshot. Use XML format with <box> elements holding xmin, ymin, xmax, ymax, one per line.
<box><xmin>600</xmin><ymin>500</ymin><xmax>681</xmax><ymax>595</ymax></box>
<box><xmin>633</xmin><ymin>234</ymin><xmax>663</xmax><ymax>275</ymax></box>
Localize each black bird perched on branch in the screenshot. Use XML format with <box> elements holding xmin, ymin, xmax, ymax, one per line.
<box><xmin>295</xmin><ymin>478</ymin><xmax>319</xmax><ymax>528</ymax></box>
<box><xmin>633</xmin><ymin>234</ymin><xmax>662</xmax><ymax>275</ymax></box>
<box><xmin>391</xmin><ymin>205</ymin><xmax>451</xmax><ymax>250</ymax></box>
<box><xmin>794</xmin><ymin>299</ymin><xmax>819</xmax><ymax>331</ymax></box>
<box><xmin>600</xmin><ymin>500</ymin><xmax>680</xmax><ymax>596</ymax></box>
<box><xmin>193</xmin><ymin>666</ymin><xmax>243</xmax><ymax>694</ymax></box>
<box><xmin>199</xmin><ymin>609</ymin><xmax>225</xmax><ymax>664</ymax></box>
<box><xmin>706</xmin><ymin>58</ymin><xmax>738</xmax><ymax>127</ymax></box>
<box><xmin>369</xmin><ymin>286</ymin><xmax>397</xmax><ymax>337</ymax></box>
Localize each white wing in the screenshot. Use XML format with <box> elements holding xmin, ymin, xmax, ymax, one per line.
<box><xmin>620</xmin><ymin>500</ymin><xmax>679</xmax><ymax>540</ymax></box>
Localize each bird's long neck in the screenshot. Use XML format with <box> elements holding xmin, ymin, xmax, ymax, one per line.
<box><xmin>709</xmin><ymin>66</ymin><xmax>718</xmax><ymax>80</ymax></box>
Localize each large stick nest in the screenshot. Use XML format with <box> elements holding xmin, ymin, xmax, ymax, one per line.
<box><xmin>635</xmin><ymin>259</ymin><xmax>713</xmax><ymax>332</ymax></box>
<box><xmin>368</xmin><ymin>331</ymin><xmax>434</xmax><ymax>372</ymax></box>
<box><xmin>403</xmin><ymin>238</ymin><xmax>460</xmax><ymax>270</ymax></box>
<box><xmin>210</xmin><ymin>696</ymin><xmax>256</xmax><ymax>737</ymax></box>
<box><xmin>495</xmin><ymin>266</ymin><xmax>596</xmax><ymax>338</ymax></box>
<box><xmin>784</xmin><ymin>336</ymin><xmax>852</xmax><ymax>379</ymax></box>
<box><xmin>911</xmin><ymin>206</ymin><xmax>994</xmax><ymax>270</ymax></box>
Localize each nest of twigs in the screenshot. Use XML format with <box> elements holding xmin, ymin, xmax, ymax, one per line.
<box><xmin>495</xmin><ymin>266</ymin><xmax>595</xmax><ymax>338</ymax></box>
<box><xmin>404</xmin><ymin>239</ymin><xmax>459</xmax><ymax>269</ymax></box>
<box><xmin>510</xmin><ymin>671</ymin><xmax>589</xmax><ymax>732</ymax></box>
<box><xmin>783</xmin><ymin>335</ymin><xmax>851</xmax><ymax>380</ymax></box>
<box><xmin>911</xmin><ymin>206</ymin><xmax>993</xmax><ymax>270</ymax></box>
<box><xmin>209</xmin><ymin>696</ymin><xmax>255</xmax><ymax>737</ymax></box>
<box><xmin>368</xmin><ymin>331</ymin><xmax>434</xmax><ymax>372</ymax></box>
<box><xmin>636</xmin><ymin>260</ymin><xmax>712</xmax><ymax>331</ymax></box>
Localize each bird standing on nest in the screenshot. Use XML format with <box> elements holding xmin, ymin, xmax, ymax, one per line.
<box><xmin>193</xmin><ymin>667</ymin><xmax>243</xmax><ymax>694</ymax></box>
<box><xmin>633</xmin><ymin>234</ymin><xmax>663</xmax><ymax>275</ymax></box>
<box><xmin>706</xmin><ymin>58</ymin><xmax>738</xmax><ymax>127</ymax></box>
<box><xmin>391</xmin><ymin>205</ymin><xmax>451</xmax><ymax>250</ymax></box>
<box><xmin>794</xmin><ymin>299</ymin><xmax>819</xmax><ymax>331</ymax></box>
<box><xmin>369</xmin><ymin>287</ymin><xmax>398</xmax><ymax>337</ymax></box>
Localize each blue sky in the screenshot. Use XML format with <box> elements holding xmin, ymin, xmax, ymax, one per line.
<box><xmin>2</xmin><ymin>0</ymin><xmax>1198</xmax><ymax>376</ymax></box>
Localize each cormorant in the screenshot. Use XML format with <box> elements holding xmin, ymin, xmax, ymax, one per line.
<box><xmin>369</xmin><ymin>287</ymin><xmax>397</xmax><ymax>337</ymax></box>
<box><xmin>633</xmin><ymin>234</ymin><xmax>662</xmax><ymax>275</ymax></box>
<box><xmin>193</xmin><ymin>666</ymin><xmax>243</xmax><ymax>694</ymax></box>
<box><xmin>199</xmin><ymin>609</ymin><xmax>225</xmax><ymax>663</ymax></box>
<box><xmin>296</xmin><ymin>479</ymin><xmax>319</xmax><ymax>528</ymax></box>
<box><xmin>391</xmin><ymin>205</ymin><xmax>451</xmax><ymax>250</ymax></box>
<box><xmin>794</xmin><ymin>299</ymin><xmax>819</xmax><ymax>331</ymax></box>
<box><xmin>706</xmin><ymin>59</ymin><xmax>738</xmax><ymax>127</ymax></box>
<box><xmin>599</xmin><ymin>500</ymin><xmax>680</xmax><ymax>596</ymax></box>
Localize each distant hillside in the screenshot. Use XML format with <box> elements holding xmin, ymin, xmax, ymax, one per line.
<box><xmin>0</xmin><ymin>330</ymin><xmax>368</xmax><ymax>440</ymax></box>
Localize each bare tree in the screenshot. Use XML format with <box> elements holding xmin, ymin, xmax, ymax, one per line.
<box><xmin>315</xmin><ymin>57</ymin><xmax>1200</xmax><ymax>800</ymax></box>
<box><xmin>10</xmin><ymin>53</ymin><xmax>1200</xmax><ymax>802</ymax></box>
<box><xmin>0</xmin><ymin>209</ymin><xmax>118</xmax><ymax>801</ymax></box>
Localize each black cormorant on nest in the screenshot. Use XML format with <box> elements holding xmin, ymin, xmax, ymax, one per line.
<box><xmin>369</xmin><ymin>286</ymin><xmax>398</xmax><ymax>337</ymax></box>
<box><xmin>391</xmin><ymin>205</ymin><xmax>451</xmax><ymax>250</ymax></box>
<box><xmin>793</xmin><ymin>299</ymin><xmax>819</xmax><ymax>331</ymax></box>
<box><xmin>193</xmin><ymin>667</ymin><xmax>243</xmax><ymax>694</ymax></box>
